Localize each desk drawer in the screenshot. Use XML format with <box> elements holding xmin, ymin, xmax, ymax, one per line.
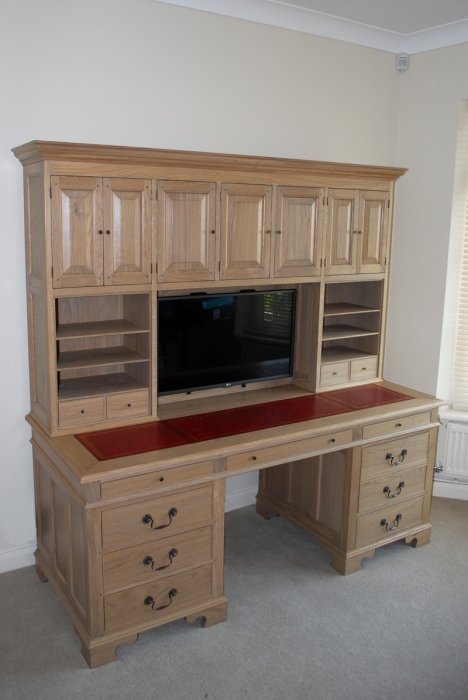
<box><xmin>320</xmin><ymin>362</ymin><xmax>349</xmax><ymax>387</ymax></box>
<box><xmin>360</xmin><ymin>432</ymin><xmax>429</xmax><ymax>482</ymax></box>
<box><xmin>226</xmin><ymin>430</ymin><xmax>353</xmax><ymax>472</ymax></box>
<box><xmin>355</xmin><ymin>497</ymin><xmax>424</xmax><ymax>547</ymax></box>
<box><xmin>350</xmin><ymin>356</ymin><xmax>378</xmax><ymax>381</ymax></box>
<box><xmin>358</xmin><ymin>465</ymin><xmax>426</xmax><ymax>515</ymax></box>
<box><xmin>58</xmin><ymin>397</ymin><xmax>106</xmax><ymax>428</ymax></box>
<box><xmin>104</xmin><ymin>565</ymin><xmax>213</xmax><ymax>633</ymax></box>
<box><xmin>362</xmin><ymin>412</ymin><xmax>432</xmax><ymax>440</ymax></box>
<box><xmin>102</xmin><ymin>485</ymin><xmax>213</xmax><ymax>550</ymax></box>
<box><xmin>101</xmin><ymin>460</ymin><xmax>214</xmax><ymax>499</ymax></box>
<box><xmin>106</xmin><ymin>390</ymin><xmax>150</xmax><ymax>422</ymax></box>
<box><xmin>103</xmin><ymin>526</ymin><xmax>212</xmax><ymax>592</ymax></box>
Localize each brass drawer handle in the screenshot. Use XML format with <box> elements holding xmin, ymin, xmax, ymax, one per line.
<box><xmin>143</xmin><ymin>549</ymin><xmax>178</xmax><ymax>571</ymax></box>
<box><xmin>144</xmin><ymin>588</ymin><xmax>177</xmax><ymax>611</ymax></box>
<box><xmin>386</xmin><ymin>449</ymin><xmax>407</xmax><ymax>466</ymax></box>
<box><xmin>380</xmin><ymin>514</ymin><xmax>402</xmax><ymax>531</ymax></box>
<box><xmin>142</xmin><ymin>507</ymin><xmax>178</xmax><ymax>530</ymax></box>
<box><xmin>383</xmin><ymin>482</ymin><xmax>405</xmax><ymax>498</ymax></box>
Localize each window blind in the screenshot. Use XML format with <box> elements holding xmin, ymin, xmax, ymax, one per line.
<box><xmin>452</xmin><ymin>194</ymin><xmax>468</xmax><ymax>410</ymax></box>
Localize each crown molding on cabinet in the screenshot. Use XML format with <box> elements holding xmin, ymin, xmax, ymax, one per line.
<box><xmin>153</xmin><ymin>0</ymin><xmax>468</xmax><ymax>55</ymax></box>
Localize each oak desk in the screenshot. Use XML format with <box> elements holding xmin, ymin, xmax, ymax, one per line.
<box><xmin>29</xmin><ymin>381</ymin><xmax>442</xmax><ymax>668</ymax></box>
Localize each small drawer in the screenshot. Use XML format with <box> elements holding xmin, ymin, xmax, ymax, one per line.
<box><xmin>226</xmin><ymin>430</ymin><xmax>354</xmax><ymax>472</ymax></box>
<box><xmin>320</xmin><ymin>362</ymin><xmax>349</xmax><ymax>387</ymax></box>
<box><xmin>103</xmin><ymin>526</ymin><xmax>213</xmax><ymax>592</ymax></box>
<box><xmin>350</xmin><ymin>356</ymin><xmax>378</xmax><ymax>381</ymax></box>
<box><xmin>58</xmin><ymin>396</ymin><xmax>106</xmax><ymax>428</ymax></box>
<box><xmin>106</xmin><ymin>389</ymin><xmax>150</xmax><ymax>422</ymax></box>
<box><xmin>358</xmin><ymin>465</ymin><xmax>427</xmax><ymax>515</ymax></box>
<box><xmin>102</xmin><ymin>484</ymin><xmax>213</xmax><ymax>550</ymax></box>
<box><xmin>362</xmin><ymin>412</ymin><xmax>432</xmax><ymax>440</ymax></box>
<box><xmin>104</xmin><ymin>564</ymin><xmax>213</xmax><ymax>633</ymax></box>
<box><xmin>360</xmin><ymin>431</ymin><xmax>429</xmax><ymax>482</ymax></box>
<box><xmin>101</xmin><ymin>460</ymin><xmax>214</xmax><ymax>499</ymax></box>
<box><xmin>355</xmin><ymin>497</ymin><xmax>424</xmax><ymax>547</ymax></box>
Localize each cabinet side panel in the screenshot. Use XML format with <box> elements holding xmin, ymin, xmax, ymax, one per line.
<box><xmin>53</xmin><ymin>485</ymin><xmax>70</xmax><ymax>582</ymax></box>
<box><xmin>37</xmin><ymin>464</ymin><xmax>55</xmax><ymax>561</ymax></box>
<box><xmin>70</xmin><ymin>500</ymin><xmax>88</xmax><ymax>613</ymax></box>
<box><xmin>319</xmin><ymin>450</ymin><xmax>346</xmax><ymax>533</ymax></box>
<box><xmin>293</xmin><ymin>283</ymin><xmax>321</xmax><ymax>391</ymax></box>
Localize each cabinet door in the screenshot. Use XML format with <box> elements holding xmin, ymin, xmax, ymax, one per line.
<box><xmin>274</xmin><ymin>186</ymin><xmax>324</xmax><ymax>278</ymax></box>
<box><xmin>51</xmin><ymin>176</ymin><xmax>103</xmax><ymax>288</ymax></box>
<box><xmin>103</xmin><ymin>178</ymin><xmax>151</xmax><ymax>286</ymax></box>
<box><xmin>157</xmin><ymin>181</ymin><xmax>216</xmax><ymax>283</ymax></box>
<box><xmin>220</xmin><ymin>183</ymin><xmax>272</xmax><ymax>280</ymax></box>
<box><xmin>356</xmin><ymin>191</ymin><xmax>389</xmax><ymax>274</ymax></box>
<box><xmin>325</xmin><ymin>189</ymin><xmax>359</xmax><ymax>276</ymax></box>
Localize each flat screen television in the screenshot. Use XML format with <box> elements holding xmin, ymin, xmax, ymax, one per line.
<box><xmin>157</xmin><ymin>289</ymin><xmax>296</xmax><ymax>396</ymax></box>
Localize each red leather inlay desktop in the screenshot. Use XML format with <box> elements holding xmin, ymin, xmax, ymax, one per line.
<box><xmin>75</xmin><ymin>385</ymin><xmax>411</xmax><ymax>461</ymax></box>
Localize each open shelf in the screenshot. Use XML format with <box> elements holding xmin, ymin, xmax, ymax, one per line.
<box><xmin>57</xmin><ymin>347</ymin><xmax>149</xmax><ymax>371</ymax></box>
<box><xmin>322</xmin><ymin>325</ymin><xmax>379</xmax><ymax>341</ymax></box>
<box><xmin>321</xmin><ymin>345</ymin><xmax>377</xmax><ymax>364</ymax></box>
<box><xmin>58</xmin><ymin>372</ymin><xmax>148</xmax><ymax>401</ymax></box>
<box><xmin>323</xmin><ymin>302</ymin><xmax>380</xmax><ymax>316</ymax></box>
<box><xmin>56</xmin><ymin>319</ymin><xmax>148</xmax><ymax>340</ymax></box>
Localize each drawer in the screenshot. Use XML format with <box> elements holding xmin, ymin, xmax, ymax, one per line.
<box><xmin>350</xmin><ymin>356</ymin><xmax>378</xmax><ymax>381</ymax></box>
<box><xmin>103</xmin><ymin>526</ymin><xmax>212</xmax><ymax>592</ymax></box>
<box><xmin>106</xmin><ymin>389</ymin><xmax>150</xmax><ymax>422</ymax></box>
<box><xmin>362</xmin><ymin>412</ymin><xmax>432</xmax><ymax>440</ymax></box>
<box><xmin>358</xmin><ymin>465</ymin><xmax>427</xmax><ymax>515</ymax></box>
<box><xmin>226</xmin><ymin>429</ymin><xmax>354</xmax><ymax>472</ymax></box>
<box><xmin>101</xmin><ymin>460</ymin><xmax>214</xmax><ymax>499</ymax></box>
<box><xmin>360</xmin><ymin>432</ymin><xmax>430</xmax><ymax>482</ymax></box>
<box><xmin>102</xmin><ymin>485</ymin><xmax>213</xmax><ymax>550</ymax></box>
<box><xmin>58</xmin><ymin>396</ymin><xmax>105</xmax><ymax>428</ymax></box>
<box><xmin>104</xmin><ymin>564</ymin><xmax>213</xmax><ymax>633</ymax></box>
<box><xmin>320</xmin><ymin>362</ymin><xmax>349</xmax><ymax>387</ymax></box>
<box><xmin>355</xmin><ymin>497</ymin><xmax>424</xmax><ymax>547</ymax></box>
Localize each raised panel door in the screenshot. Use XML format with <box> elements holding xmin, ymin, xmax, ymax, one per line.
<box><xmin>103</xmin><ymin>178</ymin><xmax>151</xmax><ymax>285</ymax></box>
<box><xmin>357</xmin><ymin>191</ymin><xmax>389</xmax><ymax>274</ymax></box>
<box><xmin>157</xmin><ymin>181</ymin><xmax>216</xmax><ymax>283</ymax></box>
<box><xmin>274</xmin><ymin>186</ymin><xmax>324</xmax><ymax>278</ymax></box>
<box><xmin>220</xmin><ymin>183</ymin><xmax>272</xmax><ymax>280</ymax></box>
<box><xmin>325</xmin><ymin>189</ymin><xmax>359</xmax><ymax>276</ymax></box>
<box><xmin>51</xmin><ymin>176</ymin><xmax>103</xmax><ymax>288</ymax></box>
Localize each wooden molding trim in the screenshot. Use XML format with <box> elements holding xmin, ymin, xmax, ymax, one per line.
<box><xmin>12</xmin><ymin>141</ymin><xmax>407</xmax><ymax>181</ymax></box>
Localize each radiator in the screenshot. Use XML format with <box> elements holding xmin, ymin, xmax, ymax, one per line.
<box><xmin>443</xmin><ymin>422</ymin><xmax>468</xmax><ymax>479</ymax></box>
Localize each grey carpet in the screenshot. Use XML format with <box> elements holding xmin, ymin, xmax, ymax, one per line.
<box><xmin>1</xmin><ymin>496</ymin><xmax>467</xmax><ymax>700</ymax></box>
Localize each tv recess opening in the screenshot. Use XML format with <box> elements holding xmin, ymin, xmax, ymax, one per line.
<box><xmin>157</xmin><ymin>289</ymin><xmax>296</xmax><ymax>396</ymax></box>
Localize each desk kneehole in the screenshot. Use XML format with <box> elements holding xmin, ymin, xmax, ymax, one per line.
<box><xmin>226</xmin><ymin>429</ymin><xmax>353</xmax><ymax>472</ymax></box>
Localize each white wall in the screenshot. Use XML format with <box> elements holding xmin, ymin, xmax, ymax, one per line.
<box><xmin>384</xmin><ymin>43</ymin><xmax>468</xmax><ymax>397</ymax></box>
<box><xmin>0</xmin><ymin>0</ymin><xmax>407</xmax><ymax>571</ymax></box>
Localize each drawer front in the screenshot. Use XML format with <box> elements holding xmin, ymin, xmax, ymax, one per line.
<box><xmin>320</xmin><ymin>362</ymin><xmax>349</xmax><ymax>387</ymax></box>
<box><xmin>226</xmin><ymin>429</ymin><xmax>353</xmax><ymax>472</ymax></box>
<box><xmin>58</xmin><ymin>396</ymin><xmax>106</xmax><ymax>428</ymax></box>
<box><xmin>103</xmin><ymin>526</ymin><xmax>213</xmax><ymax>592</ymax></box>
<box><xmin>102</xmin><ymin>485</ymin><xmax>213</xmax><ymax>550</ymax></box>
<box><xmin>362</xmin><ymin>412</ymin><xmax>432</xmax><ymax>440</ymax></box>
<box><xmin>104</xmin><ymin>565</ymin><xmax>213</xmax><ymax>633</ymax></box>
<box><xmin>360</xmin><ymin>432</ymin><xmax>430</xmax><ymax>482</ymax></box>
<box><xmin>358</xmin><ymin>465</ymin><xmax>427</xmax><ymax>515</ymax></box>
<box><xmin>355</xmin><ymin>497</ymin><xmax>424</xmax><ymax>547</ymax></box>
<box><xmin>101</xmin><ymin>460</ymin><xmax>214</xmax><ymax>499</ymax></box>
<box><xmin>106</xmin><ymin>389</ymin><xmax>150</xmax><ymax>422</ymax></box>
<box><xmin>350</xmin><ymin>356</ymin><xmax>378</xmax><ymax>381</ymax></box>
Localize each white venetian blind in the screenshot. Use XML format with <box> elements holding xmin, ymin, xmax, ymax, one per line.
<box><xmin>452</xmin><ymin>193</ymin><xmax>468</xmax><ymax>410</ymax></box>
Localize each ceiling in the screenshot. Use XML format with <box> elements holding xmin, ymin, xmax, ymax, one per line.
<box><xmin>156</xmin><ymin>0</ymin><xmax>468</xmax><ymax>53</ymax></box>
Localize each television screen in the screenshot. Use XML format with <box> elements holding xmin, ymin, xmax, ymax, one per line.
<box><xmin>157</xmin><ymin>289</ymin><xmax>296</xmax><ymax>396</ymax></box>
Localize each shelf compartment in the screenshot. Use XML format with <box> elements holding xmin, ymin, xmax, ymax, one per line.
<box><xmin>323</xmin><ymin>302</ymin><xmax>380</xmax><ymax>316</ymax></box>
<box><xmin>322</xmin><ymin>325</ymin><xmax>379</xmax><ymax>341</ymax></box>
<box><xmin>56</xmin><ymin>319</ymin><xmax>148</xmax><ymax>340</ymax></box>
<box><xmin>58</xmin><ymin>370</ymin><xmax>149</xmax><ymax>401</ymax></box>
<box><xmin>57</xmin><ymin>346</ymin><xmax>148</xmax><ymax>371</ymax></box>
<box><xmin>321</xmin><ymin>345</ymin><xmax>377</xmax><ymax>364</ymax></box>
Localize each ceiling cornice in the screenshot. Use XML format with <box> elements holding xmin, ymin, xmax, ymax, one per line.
<box><xmin>153</xmin><ymin>0</ymin><xmax>468</xmax><ymax>54</ymax></box>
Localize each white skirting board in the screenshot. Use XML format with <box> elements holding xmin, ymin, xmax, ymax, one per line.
<box><xmin>0</xmin><ymin>544</ymin><xmax>36</xmax><ymax>574</ymax></box>
<box><xmin>433</xmin><ymin>479</ymin><xmax>468</xmax><ymax>501</ymax></box>
<box><xmin>225</xmin><ymin>471</ymin><xmax>259</xmax><ymax>512</ymax></box>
